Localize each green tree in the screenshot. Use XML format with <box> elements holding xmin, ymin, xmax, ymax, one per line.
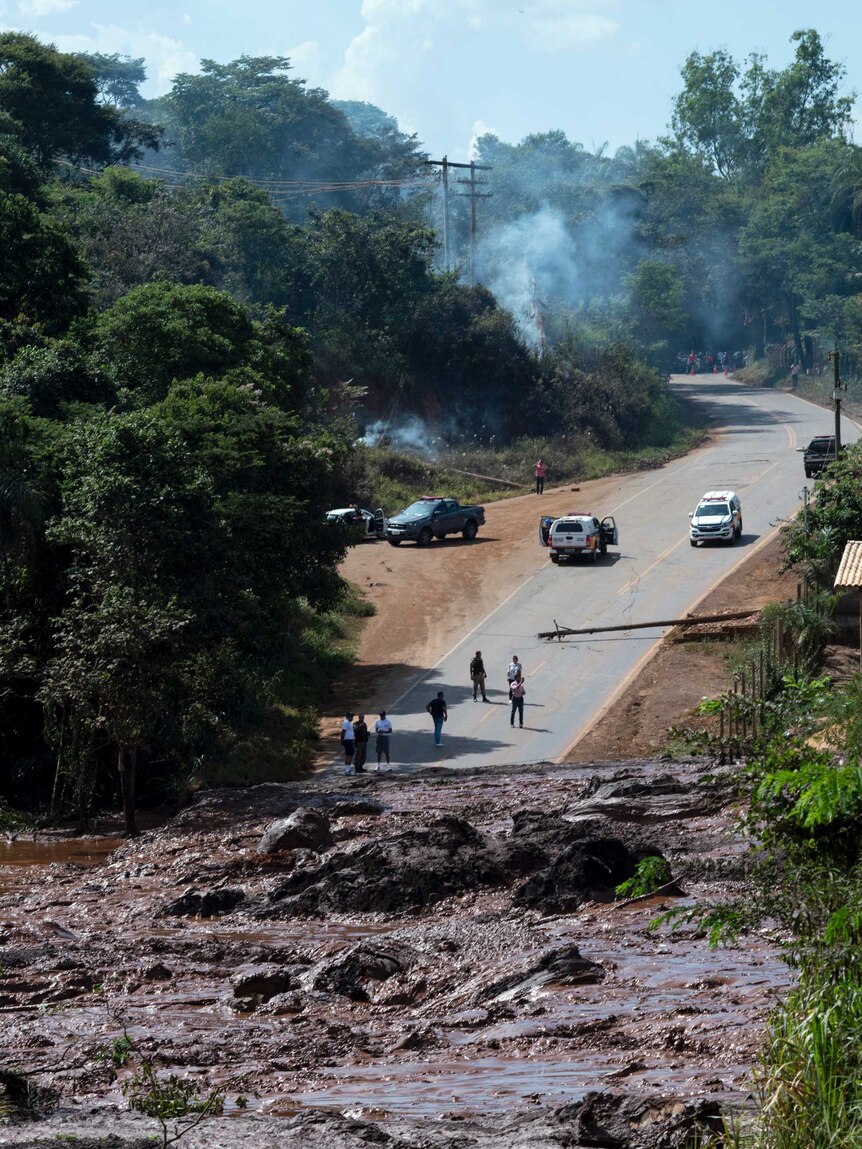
<box><xmin>163</xmin><ymin>56</ymin><xmax>361</xmax><ymax>182</ymax></box>
<box><xmin>625</xmin><ymin>259</ymin><xmax>691</xmax><ymax>360</ymax></box>
<box><xmin>0</xmin><ymin>193</ymin><xmax>89</xmax><ymax>339</ymax></box>
<box><xmin>671</xmin><ymin>49</ymin><xmax>745</xmax><ymax>178</ymax></box>
<box><xmin>76</xmin><ymin>52</ymin><xmax>147</xmax><ymax>108</ymax></box>
<box><xmin>42</xmin><ymin>413</ymin><xmax>203</xmax><ymax>835</ymax></box>
<box><xmin>88</xmin><ymin>282</ymin><xmax>311</xmax><ymax>409</ymax></box>
<box><xmin>0</xmin><ymin>32</ymin><xmax>158</xmax><ymax>167</ymax></box>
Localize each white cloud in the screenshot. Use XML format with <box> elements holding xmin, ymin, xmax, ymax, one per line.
<box><xmin>468</xmin><ymin>118</ymin><xmax>498</xmax><ymax>157</ymax></box>
<box><xmin>17</xmin><ymin>0</ymin><xmax>77</xmax><ymax>15</ymax></box>
<box><xmin>286</xmin><ymin>39</ymin><xmax>322</xmax><ymax>83</ymax></box>
<box><xmin>52</xmin><ymin>23</ymin><xmax>198</xmax><ymax>93</ymax></box>
<box><xmin>331</xmin><ymin>0</ymin><xmax>620</xmax><ymax>102</ymax></box>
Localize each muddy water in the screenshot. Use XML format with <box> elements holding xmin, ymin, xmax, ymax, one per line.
<box><xmin>0</xmin><ymin>838</ymin><xmax>122</xmax><ymax>866</ymax></box>
<box><xmin>0</xmin><ymin>759</ymin><xmax>787</xmax><ymax>1133</ymax></box>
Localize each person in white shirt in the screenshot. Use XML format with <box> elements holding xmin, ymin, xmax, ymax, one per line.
<box><xmin>507</xmin><ymin>655</ymin><xmax>522</xmax><ymax>699</ymax></box>
<box><xmin>374</xmin><ymin>711</ymin><xmax>393</xmax><ymax>770</ymax></box>
<box><xmin>341</xmin><ymin>713</ymin><xmax>355</xmax><ymax>774</ymax></box>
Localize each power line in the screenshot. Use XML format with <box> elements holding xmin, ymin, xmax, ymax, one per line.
<box><xmin>425</xmin><ymin>158</ymin><xmax>492</xmax><ymax>281</ymax></box>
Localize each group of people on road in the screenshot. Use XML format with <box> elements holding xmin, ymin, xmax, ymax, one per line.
<box><xmin>340</xmin><ymin>711</ymin><xmax>393</xmax><ymax>774</ymax></box>
<box><xmin>679</xmin><ymin>350</ymin><xmax>747</xmax><ymax>375</ymax></box>
<box><xmin>420</xmin><ymin>651</ymin><xmax>528</xmax><ymax>751</ymax></box>
<box><xmin>339</xmin><ymin>651</ymin><xmax>530</xmax><ymax>769</ymax></box>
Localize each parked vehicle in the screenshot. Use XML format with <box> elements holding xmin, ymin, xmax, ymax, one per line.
<box><xmin>802</xmin><ymin>435</ymin><xmax>837</xmax><ymax>479</ymax></box>
<box><xmin>689</xmin><ymin>490</ymin><xmax>742</xmax><ymax>546</ymax></box>
<box><xmin>325</xmin><ymin>506</ymin><xmax>386</xmax><ymax>539</ymax></box>
<box><xmin>539</xmin><ymin>513</ymin><xmax>619</xmax><ymax>563</ymax></box>
<box><xmin>385</xmin><ymin>496</ymin><xmax>485</xmax><ymax>546</ymax></box>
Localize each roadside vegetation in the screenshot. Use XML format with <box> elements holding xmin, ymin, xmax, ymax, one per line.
<box><xmin>2</xmin><ymin>24</ymin><xmax>862</xmax><ymax>833</ymax></box>
<box><xmin>672</xmin><ymin>442</ymin><xmax>862</xmax><ymax>1147</ymax></box>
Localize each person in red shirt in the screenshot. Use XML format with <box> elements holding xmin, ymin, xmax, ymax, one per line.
<box><xmin>534</xmin><ymin>459</ymin><xmax>546</xmax><ymax>495</ymax></box>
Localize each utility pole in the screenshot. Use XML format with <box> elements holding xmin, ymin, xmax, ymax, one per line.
<box><xmin>799</xmin><ymin>486</ymin><xmax>810</xmax><ymax>536</ymax></box>
<box><xmin>456</xmin><ymin>161</ymin><xmax>492</xmax><ymax>285</ymax></box>
<box><xmin>829</xmin><ymin>350</ymin><xmax>843</xmax><ymax>454</ymax></box>
<box><xmin>425</xmin><ymin>157</ymin><xmax>492</xmax><ymax>280</ymax></box>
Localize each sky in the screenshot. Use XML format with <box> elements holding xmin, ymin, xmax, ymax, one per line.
<box><xmin>2</xmin><ymin>0</ymin><xmax>862</xmax><ymax>161</ymax></box>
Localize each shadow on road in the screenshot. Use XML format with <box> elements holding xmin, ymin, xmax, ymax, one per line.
<box><xmin>390</xmin><ymin>728</ymin><xmax>511</xmax><ymax>763</ymax></box>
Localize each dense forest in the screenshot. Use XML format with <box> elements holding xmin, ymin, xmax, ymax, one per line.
<box><xmin>1</xmin><ymin>27</ymin><xmax>861</xmax><ymax>826</ymax></box>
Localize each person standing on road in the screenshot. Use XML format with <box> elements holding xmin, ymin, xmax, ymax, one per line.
<box><xmin>374</xmin><ymin>711</ymin><xmax>392</xmax><ymax>770</ymax></box>
<box><xmin>353</xmin><ymin>713</ymin><xmax>369</xmax><ymax>772</ymax></box>
<box><xmin>426</xmin><ymin>691</ymin><xmax>448</xmax><ymax>746</ymax></box>
<box><xmin>791</xmin><ymin>361</ymin><xmax>801</xmax><ymax>388</ymax></box>
<box><xmin>534</xmin><ymin>459</ymin><xmax>546</xmax><ymax>495</ymax></box>
<box><xmin>341</xmin><ymin>713</ymin><xmax>355</xmax><ymax>774</ymax></box>
<box><xmin>687</xmin><ymin>351</ymin><xmax>696</xmax><ymax>376</ymax></box>
<box><xmin>470</xmin><ymin>650</ymin><xmax>488</xmax><ymax>701</ymax></box>
<box><xmin>510</xmin><ymin>674</ymin><xmax>526</xmax><ymax>728</ymax></box>
<box><xmin>507</xmin><ymin>655</ymin><xmax>522</xmax><ymax>699</ymax></box>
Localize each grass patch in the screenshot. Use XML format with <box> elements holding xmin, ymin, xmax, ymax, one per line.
<box><xmin>733</xmin><ymin>361</ymin><xmax>786</xmax><ymax>388</ymax></box>
<box><xmin>353</xmin><ymin>397</ymin><xmax>706</xmax><ymax>512</ymax></box>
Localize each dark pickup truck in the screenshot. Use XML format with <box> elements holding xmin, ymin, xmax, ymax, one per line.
<box><xmin>386</xmin><ymin>496</ymin><xmax>486</xmax><ymax>546</ymax></box>
<box><xmin>803</xmin><ymin>435</ymin><xmax>837</xmax><ymax>478</ymax></box>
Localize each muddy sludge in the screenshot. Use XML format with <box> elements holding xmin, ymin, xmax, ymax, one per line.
<box><xmin>0</xmin><ymin>758</ymin><xmax>786</xmax><ymax>1147</ymax></box>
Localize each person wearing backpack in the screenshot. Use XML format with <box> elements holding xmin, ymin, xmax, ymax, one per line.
<box><xmin>470</xmin><ymin>650</ymin><xmax>488</xmax><ymax>701</ymax></box>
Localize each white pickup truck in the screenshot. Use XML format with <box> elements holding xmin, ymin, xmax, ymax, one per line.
<box><xmin>539</xmin><ymin>513</ymin><xmax>619</xmax><ymax>563</ymax></box>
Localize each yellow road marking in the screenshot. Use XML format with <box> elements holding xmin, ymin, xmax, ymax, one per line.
<box><xmin>617</xmin><ymin>534</ymin><xmax>688</xmax><ymax>597</ymax></box>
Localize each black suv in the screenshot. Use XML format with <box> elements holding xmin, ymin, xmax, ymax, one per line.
<box><xmin>803</xmin><ymin>436</ymin><xmax>837</xmax><ymax>479</ymax></box>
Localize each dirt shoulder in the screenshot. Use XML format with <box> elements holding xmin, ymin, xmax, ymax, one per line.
<box><xmin>567</xmin><ymin>533</ymin><xmax>798</xmax><ymax>762</ymax></box>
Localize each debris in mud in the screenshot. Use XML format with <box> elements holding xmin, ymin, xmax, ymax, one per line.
<box><xmin>160</xmin><ymin>886</ymin><xmax>245</xmax><ymax>916</ymax></box>
<box><xmin>258</xmin><ymin>808</ymin><xmax>333</xmax><ymax>854</ymax></box>
<box><xmin>513</xmin><ymin>837</ymin><xmax>650</xmax><ymax>914</ymax></box>
<box><xmin>565</xmin><ymin>1091</ymin><xmax>723</xmax><ymax>1147</ymax></box>
<box><xmin>231</xmin><ymin>964</ymin><xmax>293</xmax><ymax>1006</ymax></box>
<box><xmin>0</xmin><ymin>1070</ymin><xmax>57</xmax><ymax>1123</ymax></box>
<box><xmin>479</xmin><ymin>943</ymin><xmax>605</xmax><ymax>1001</ymax></box>
<box><xmin>313</xmin><ymin>945</ymin><xmax>404</xmax><ymax>1001</ymax></box>
<box><xmin>265</xmin><ymin>815</ymin><xmax>509</xmax><ymax>915</ymax></box>
<box><xmin>0</xmin><ymin>756</ymin><xmax>787</xmax><ymax>1147</ymax></box>
<box><xmin>264</xmin><ymin>811</ymin><xmax>661</xmax><ymax>918</ymax></box>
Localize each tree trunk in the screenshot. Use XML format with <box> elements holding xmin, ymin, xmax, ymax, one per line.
<box><xmin>788</xmin><ymin>293</ymin><xmax>806</xmax><ymax>369</ymax></box>
<box><xmin>754</xmin><ymin>305</ymin><xmax>765</xmax><ymax>359</ymax></box>
<box><xmin>117</xmin><ymin>743</ymin><xmax>138</xmax><ymax>837</ymax></box>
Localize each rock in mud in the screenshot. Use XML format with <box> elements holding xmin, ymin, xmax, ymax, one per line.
<box><xmin>571</xmin><ymin>772</ymin><xmax>732</xmax><ymax>823</ymax></box>
<box><xmin>258</xmin><ymin>808</ymin><xmax>333</xmax><ymax>854</ymax></box>
<box><xmin>141</xmin><ymin>962</ymin><xmax>172</xmax><ymax>981</ymax></box>
<box><xmin>313</xmin><ymin>945</ymin><xmax>403</xmax><ymax>1001</ymax></box>
<box><xmin>328</xmin><ymin>797</ymin><xmax>385</xmax><ymax>818</ymax></box>
<box><xmin>479</xmin><ymin>943</ymin><xmax>605</xmax><ymax>1001</ymax></box>
<box><xmin>231</xmin><ymin>964</ymin><xmax>292</xmax><ymax>1004</ymax></box>
<box><xmin>559</xmin><ymin>1090</ymin><xmax>723</xmax><ymax>1147</ymax></box>
<box><xmin>267</xmin><ymin>816</ymin><xmax>508</xmax><ymax>915</ymax></box>
<box><xmin>160</xmin><ymin>885</ymin><xmax>245</xmax><ymax>917</ymax></box>
<box><xmin>513</xmin><ymin>837</ymin><xmax>646</xmax><ymax>913</ymax></box>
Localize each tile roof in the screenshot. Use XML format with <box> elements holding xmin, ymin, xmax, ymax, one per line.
<box><xmin>834</xmin><ymin>541</ymin><xmax>862</xmax><ymax>588</ymax></box>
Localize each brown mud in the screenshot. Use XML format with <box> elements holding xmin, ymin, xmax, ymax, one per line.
<box><xmin>0</xmin><ymin>756</ymin><xmax>784</xmax><ymax>1147</ymax></box>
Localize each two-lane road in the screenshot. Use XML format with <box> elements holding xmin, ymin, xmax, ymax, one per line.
<box><xmin>380</xmin><ymin>379</ymin><xmax>857</xmax><ymax>770</ymax></box>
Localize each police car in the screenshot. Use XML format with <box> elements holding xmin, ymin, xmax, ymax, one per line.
<box><xmin>688</xmin><ymin>490</ymin><xmax>742</xmax><ymax>546</ymax></box>
<box><xmin>539</xmin><ymin>513</ymin><xmax>619</xmax><ymax>564</ymax></box>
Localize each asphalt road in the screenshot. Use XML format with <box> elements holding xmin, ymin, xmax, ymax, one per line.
<box><xmin>379</xmin><ymin>378</ymin><xmax>858</xmax><ymax>770</ymax></box>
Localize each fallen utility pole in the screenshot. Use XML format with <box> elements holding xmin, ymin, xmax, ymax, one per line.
<box><xmin>446</xmin><ymin>466</ymin><xmax>522</xmax><ymax>488</ymax></box>
<box><xmin>538</xmin><ymin>609</ymin><xmax>760</xmax><ymax>642</ymax></box>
